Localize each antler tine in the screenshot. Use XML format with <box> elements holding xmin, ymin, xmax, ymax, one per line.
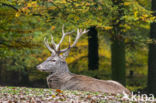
<box><xmin>44</xmin><ymin>37</ymin><xmax>56</xmax><ymax>54</ymax></box>
<box><xmin>51</xmin><ymin>35</ymin><xmax>57</xmax><ymax>49</ymax></box>
<box><xmin>58</xmin><ymin>36</ymin><xmax>71</xmax><ymax>53</ymax></box>
<box><xmin>55</xmin><ymin>25</ymin><xmax>75</xmax><ymax>50</ymax></box>
<box><xmin>59</xmin><ymin>28</ymin><xmax>89</xmax><ymax>53</ymax></box>
<box><xmin>70</xmin><ymin>28</ymin><xmax>89</xmax><ymax>48</ymax></box>
<box><xmin>82</xmin><ymin>29</ymin><xmax>89</xmax><ymax>34</ymax></box>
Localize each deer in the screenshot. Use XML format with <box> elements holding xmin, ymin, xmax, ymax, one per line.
<box><xmin>36</xmin><ymin>25</ymin><xmax>130</xmax><ymax>95</ymax></box>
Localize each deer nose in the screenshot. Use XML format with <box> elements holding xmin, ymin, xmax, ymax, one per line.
<box><xmin>37</xmin><ymin>65</ymin><xmax>47</xmax><ymax>72</ymax></box>
<box><xmin>36</xmin><ymin>65</ymin><xmax>44</xmax><ymax>71</ymax></box>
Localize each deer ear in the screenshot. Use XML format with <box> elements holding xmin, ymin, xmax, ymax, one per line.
<box><xmin>62</xmin><ymin>50</ymin><xmax>70</xmax><ymax>59</ymax></box>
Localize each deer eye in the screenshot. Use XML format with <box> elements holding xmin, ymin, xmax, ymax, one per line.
<box><xmin>49</xmin><ymin>60</ymin><xmax>56</xmax><ymax>62</ymax></box>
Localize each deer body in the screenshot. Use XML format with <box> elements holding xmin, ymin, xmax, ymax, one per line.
<box><xmin>37</xmin><ymin>26</ymin><xmax>130</xmax><ymax>94</ymax></box>
<box><xmin>47</xmin><ymin>72</ymin><xmax>130</xmax><ymax>94</ymax></box>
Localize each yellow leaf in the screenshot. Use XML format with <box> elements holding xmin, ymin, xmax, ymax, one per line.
<box><xmin>48</xmin><ymin>6</ymin><xmax>56</xmax><ymax>10</ymax></box>
<box><xmin>134</xmin><ymin>11</ymin><xmax>138</xmax><ymax>17</ymax></box>
<box><xmin>124</xmin><ymin>2</ymin><xmax>131</xmax><ymax>6</ymax></box>
<box><xmin>150</xmin><ymin>16</ymin><xmax>156</xmax><ymax>21</ymax></box>
<box><xmin>61</xmin><ymin>0</ymin><xmax>66</xmax><ymax>3</ymax></box>
<box><xmin>27</xmin><ymin>3</ymin><xmax>32</xmax><ymax>7</ymax></box>
<box><xmin>15</xmin><ymin>12</ymin><xmax>20</xmax><ymax>17</ymax></box>
<box><xmin>51</xmin><ymin>26</ymin><xmax>55</xmax><ymax>30</ymax></box>
<box><xmin>104</xmin><ymin>26</ymin><xmax>112</xmax><ymax>30</ymax></box>
<box><xmin>38</xmin><ymin>58</ymin><xmax>42</xmax><ymax>62</ymax></box>
<box><xmin>52</xmin><ymin>95</ymin><xmax>56</xmax><ymax>98</ymax></box>
<box><xmin>32</xmin><ymin>1</ymin><xmax>37</xmax><ymax>5</ymax></box>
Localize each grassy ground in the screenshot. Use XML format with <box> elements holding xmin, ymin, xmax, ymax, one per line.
<box><xmin>0</xmin><ymin>86</ymin><xmax>155</xmax><ymax>103</ymax></box>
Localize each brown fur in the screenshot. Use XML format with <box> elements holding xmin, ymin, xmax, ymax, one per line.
<box><xmin>47</xmin><ymin>72</ymin><xmax>130</xmax><ymax>94</ymax></box>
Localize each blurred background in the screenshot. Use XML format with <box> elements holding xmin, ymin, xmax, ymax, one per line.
<box><xmin>0</xmin><ymin>0</ymin><xmax>155</xmax><ymax>95</ymax></box>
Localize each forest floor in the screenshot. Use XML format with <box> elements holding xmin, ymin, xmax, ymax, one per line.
<box><xmin>0</xmin><ymin>86</ymin><xmax>155</xmax><ymax>103</ymax></box>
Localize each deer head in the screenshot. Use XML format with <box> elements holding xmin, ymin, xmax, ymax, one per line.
<box><xmin>37</xmin><ymin>25</ymin><xmax>89</xmax><ymax>74</ymax></box>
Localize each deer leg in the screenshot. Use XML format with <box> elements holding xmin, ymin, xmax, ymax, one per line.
<box><xmin>47</xmin><ymin>77</ymin><xmax>50</xmax><ymax>88</ymax></box>
<box><xmin>47</xmin><ymin>75</ymin><xmax>52</xmax><ymax>88</ymax></box>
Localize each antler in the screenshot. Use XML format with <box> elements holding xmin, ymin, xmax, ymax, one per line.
<box><xmin>59</xmin><ymin>28</ymin><xmax>89</xmax><ymax>53</ymax></box>
<box><xmin>44</xmin><ymin>25</ymin><xmax>89</xmax><ymax>55</ymax></box>
<box><xmin>44</xmin><ymin>38</ymin><xmax>56</xmax><ymax>55</ymax></box>
<box><xmin>55</xmin><ymin>25</ymin><xmax>75</xmax><ymax>51</ymax></box>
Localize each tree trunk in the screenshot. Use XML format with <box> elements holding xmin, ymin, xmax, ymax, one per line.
<box><xmin>148</xmin><ymin>0</ymin><xmax>156</xmax><ymax>95</ymax></box>
<box><xmin>19</xmin><ymin>67</ymin><xmax>30</xmax><ymax>86</ymax></box>
<box><xmin>88</xmin><ymin>26</ymin><xmax>99</xmax><ymax>70</ymax></box>
<box><xmin>111</xmin><ymin>0</ymin><xmax>126</xmax><ymax>86</ymax></box>
<box><xmin>111</xmin><ymin>40</ymin><xmax>126</xmax><ymax>85</ymax></box>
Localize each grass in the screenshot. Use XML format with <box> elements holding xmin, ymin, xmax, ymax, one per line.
<box><xmin>0</xmin><ymin>86</ymin><xmax>155</xmax><ymax>103</ymax></box>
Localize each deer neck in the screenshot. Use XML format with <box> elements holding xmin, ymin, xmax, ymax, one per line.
<box><xmin>51</xmin><ymin>63</ymin><xmax>71</xmax><ymax>75</ymax></box>
<box><xmin>48</xmin><ymin>65</ymin><xmax>73</xmax><ymax>82</ymax></box>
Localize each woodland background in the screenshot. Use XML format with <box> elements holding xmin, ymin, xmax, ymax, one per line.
<box><xmin>0</xmin><ymin>0</ymin><xmax>156</xmax><ymax>95</ymax></box>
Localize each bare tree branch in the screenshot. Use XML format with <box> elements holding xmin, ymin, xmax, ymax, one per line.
<box><xmin>0</xmin><ymin>2</ymin><xmax>18</xmax><ymax>11</ymax></box>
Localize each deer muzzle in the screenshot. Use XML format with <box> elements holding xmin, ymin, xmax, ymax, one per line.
<box><xmin>36</xmin><ymin>65</ymin><xmax>46</xmax><ymax>72</ymax></box>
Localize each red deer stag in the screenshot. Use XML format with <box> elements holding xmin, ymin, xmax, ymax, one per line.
<box><xmin>37</xmin><ymin>25</ymin><xmax>130</xmax><ymax>95</ymax></box>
